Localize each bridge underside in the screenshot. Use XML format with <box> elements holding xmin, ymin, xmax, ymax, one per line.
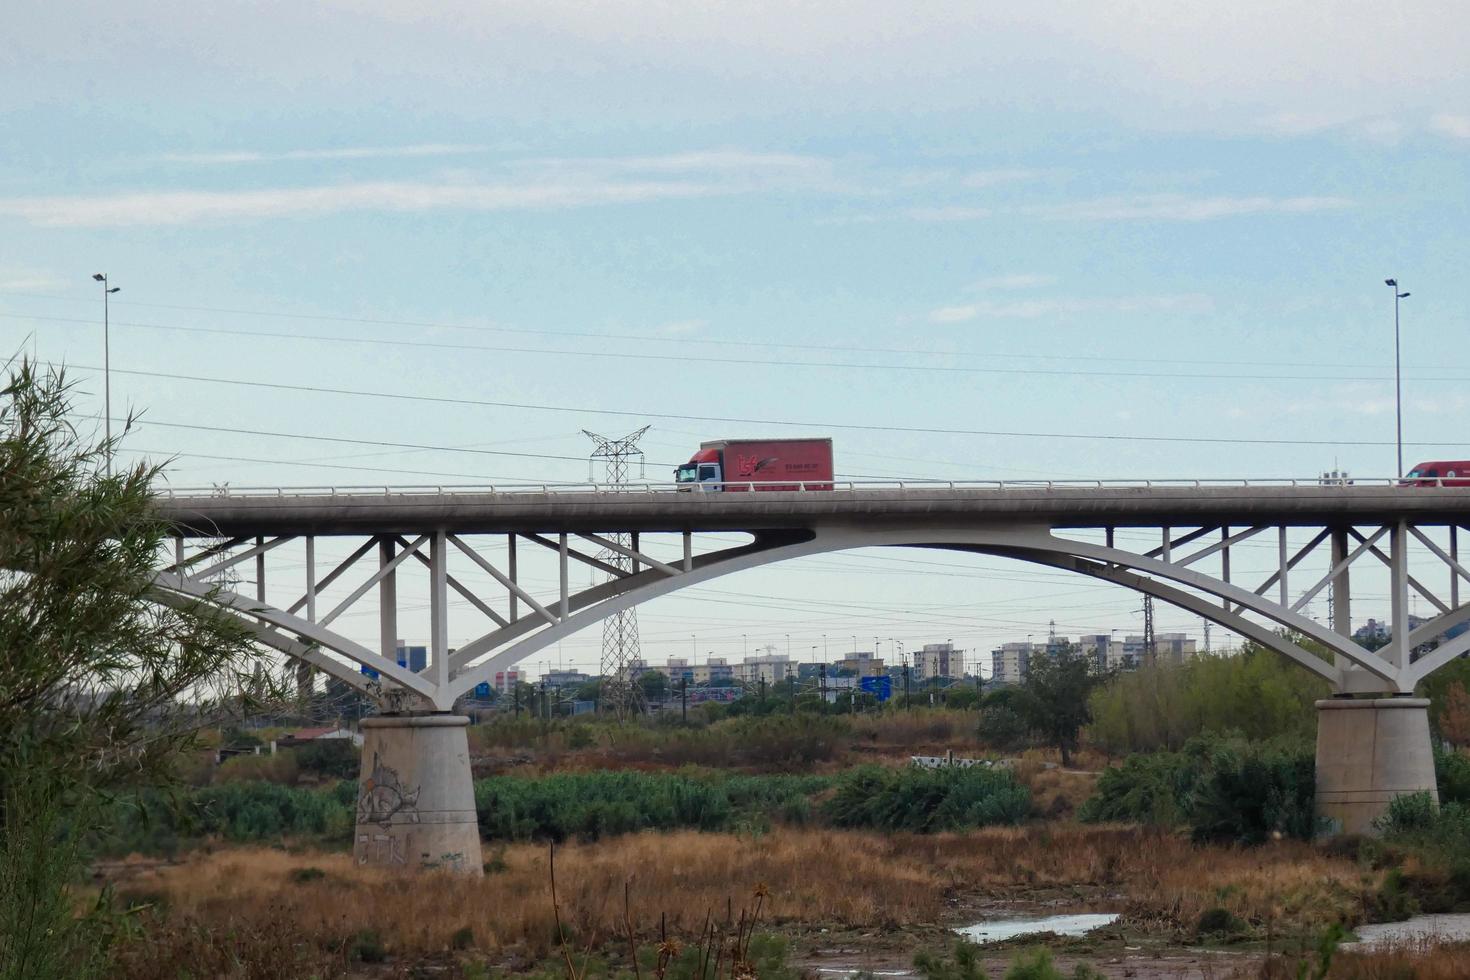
<box><xmin>157</xmin><ymin>517</ymin><xmax>1470</xmax><ymax>709</ymax></box>
<box><xmin>156</xmin><ymin>507</ymin><xmax>1470</xmax><ymax>857</ymax></box>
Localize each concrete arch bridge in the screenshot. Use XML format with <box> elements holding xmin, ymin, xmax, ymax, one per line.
<box><xmin>158</xmin><ymin>481</ymin><xmax>1470</xmax><ymax>871</ymax></box>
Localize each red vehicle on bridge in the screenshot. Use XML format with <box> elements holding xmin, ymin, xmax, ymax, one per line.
<box><xmin>674</xmin><ymin>438</ymin><xmax>834</xmax><ymax>491</ymax></box>
<box><xmin>1403</xmin><ymin>461</ymin><xmax>1470</xmax><ymax>487</ymax></box>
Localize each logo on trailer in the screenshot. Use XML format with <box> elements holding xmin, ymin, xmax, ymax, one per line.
<box><xmin>734</xmin><ymin>454</ymin><xmax>780</xmax><ymax>477</ymax></box>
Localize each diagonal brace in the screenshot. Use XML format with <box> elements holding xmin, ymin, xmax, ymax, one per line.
<box><xmin>451</xmin><ymin>535</ymin><xmax>559</xmax><ymax>626</ymax></box>
<box><xmin>394</xmin><ymin>535</ymin><xmax>509</xmax><ymax>628</ymax></box>
<box><xmin>319</xmin><ymin>534</ymin><xmax>427</xmax><ymax>628</ymax></box>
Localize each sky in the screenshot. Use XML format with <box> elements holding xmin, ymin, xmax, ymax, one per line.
<box><xmin>2</xmin><ymin>2</ymin><xmax>1469</xmax><ymax>676</ymax></box>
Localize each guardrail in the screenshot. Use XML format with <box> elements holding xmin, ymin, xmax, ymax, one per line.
<box><xmin>155</xmin><ymin>477</ymin><xmax>1447</xmax><ymax>499</ymax></box>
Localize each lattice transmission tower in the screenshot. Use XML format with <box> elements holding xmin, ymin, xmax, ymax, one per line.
<box><xmin>584</xmin><ymin>427</ymin><xmax>651</xmax><ymax>720</ymax></box>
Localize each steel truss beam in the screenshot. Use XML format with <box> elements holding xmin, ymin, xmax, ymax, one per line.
<box><xmin>154</xmin><ymin>519</ymin><xmax>1470</xmax><ymax>711</ymax></box>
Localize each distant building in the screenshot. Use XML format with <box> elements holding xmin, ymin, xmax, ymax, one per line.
<box><xmin>993</xmin><ymin>629</ymin><xmax>1196</xmax><ymax>683</ymax></box>
<box><xmin>692</xmin><ymin>658</ymin><xmax>734</xmax><ymax>684</ymax></box>
<box><xmin>493</xmin><ymin>670</ymin><xmax>521</xmax><ymax>695</ymax></box>
<box><xmin>541</xmin><ymin>669</ymin><xmax>591</xmax><ymax>689</ymax></box>
<box><xmin>395</xmin><ymin>639</ymin><xmax>427</xmax><ymax>673</ymax></box>
<box><xmin>915</xmin><ymin>642</ymin><xmax>962</xmax><ymax>681</ymax></box>
<box><xmin>991</xmin><ymin>642</ymin><xmax>1033</xmax><ymax>685</ymax></box>
<box><xmin>835</xmin><ymin>652</ymin><xmax>886</xmax><ymax>677</ymax></box>
<box><xmin>735</xmin><ymin>654</ymin><xmax>798</xmax><ymax>685</ymax></box>
<box><xmin>1355</xmin><ymin>618</ymin><xmax>1391</xmax><ymax>647</ymax></box>
<box><xmin>1153</xmin><ymin>632</ymin><xmax>1197</xmax><ymax>663</ymax></box>
<box><xmin>1074</xmin><ymin>634</ymin><xmax>1126</xmax><ymax>670</ymax></box>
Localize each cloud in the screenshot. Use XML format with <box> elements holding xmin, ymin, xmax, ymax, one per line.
<box><xmin>961</xmin><ymin>169</ymin><xmax>1042</xmax><ymax>188</ymax></box>
<box><xmin>1431</xmin><ymin>113</ymin><xmax>1470</xmax><ymax>140</ymax></box>
<box><xmin>0</xmin><ymin>180</ymin><xmax>724</xmax><ymax>227</ymax></box>
<box><xmin>902</xmin><ymin>206</ymin><xmax>993</xmax><ymax>222</ymax></box>
<box><xmin>0</xmin><ymin>149</ymin><xmax>850</xmax><ymax>227</ymax></box>
<box><xmin>157</xmin><ymin>144</ymin><xmax>493</xmax><ymax>164</ymax></box>
<box><xmin>526</xmin><ymin>150</ymin><xmax>829</xmax><ymax>175</ymax></box>
<box><xmin>1026</xmin><ymin>194</ymin><xmax>1353</xmax><ymax>222</ymax></box>
<box><xmin>970</xmin><ymin>273</ymin><xmax>1055</xmax><ymax>291</ymax></box>
<box><xmin>928</xmin><ymin>293</ymin><xmax>1213</xmax><ymax>322</ymax></box>
<box><xmin>654</xmin><ymin>319</ymin><xmax>705</xmax><ymax>337</ymax></box>
<box><xmin>0</xmin><ymin>270</ymin><xmax>63</xmax><ymax>291</ymax></box>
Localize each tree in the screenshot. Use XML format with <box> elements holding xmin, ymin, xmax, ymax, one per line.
<box><xmin>637</xmin><ymin>670</ymin><xmax>669</xmax><ymax>702</ymax></box>
<box><xmin>1014</xmin><ymin>644</ymin><xmax>1108</xmax><ymax>767</ymax></box>
<box><xmin>0</xmin><ymin>362</ymin><xmax>271</xmax><ymax>977</ymax></box>
<box><xmin>1438</xmin><ymin>681</ymin><xmax>1470</xmax><ymax>747</ymax></box>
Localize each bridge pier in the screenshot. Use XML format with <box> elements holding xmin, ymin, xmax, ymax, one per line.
<box><xmin>1315</xmin><ymin>697</ymin><xmax>1437</xmax><ymax>836</ymax></box>
<box><xmin>354</xmin><ymin>714</ymin><xmax>482</xmax><ymax>875</ymax></box>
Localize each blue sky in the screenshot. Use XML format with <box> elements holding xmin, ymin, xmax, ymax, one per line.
<box><xmin>3</xmin><ymin>2</ymin><xmax>1468</xmax><ymax>674</ymax></box>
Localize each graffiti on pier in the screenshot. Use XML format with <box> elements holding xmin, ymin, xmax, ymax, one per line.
<box><xmin>356</xmin><ymin>752</ymin><xmax>421</xmax><ymax>828</ymax></box>
<box><xmin>357</xmin><ymin>833</ymin><xmax>407</xmax><ymax>865</ymax></box>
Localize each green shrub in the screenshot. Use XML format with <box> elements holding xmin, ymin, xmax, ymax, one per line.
<box><xmin>977</xmin><ymin>706</ymin><xmax>1030</xmax><ymax>751</ymax></box>
<box><xmin>291</xmin><ymin>739</ymin><xmax>359</xmax><ymax>781</ymax></box>
<box><xmin>1077</xmin><ymin>751</ymin><xmax>1194</xmax><ymax>826</ymax></box>
<box><xmin>214</xmin><ymin>752</ymin><xmax>299</xmax><ymax>786</ymax></box>
<box><xmin>349</xmin><ymin>929</ymin><xmax>386</xmax><ymax>963</ymax></box>
<box><xmin>1377</xmin><ymin>791</ymin><xmax>1438</xmax><ymax>834</ymax></box>
<box><xmin>1087</xmin><ymin>646</ymin><xmax>1328</xmax><ymax>754</ymax></box>
<box><xmin>99</xmin><ymin>780</ymin><xmax>355</xmax><ymax>854</ymax></box>
<box><xmin>1078</xmin><ymin>735</ymin><xmax>1316</xmax><ymax>843</ymax></box>
<box><xmin>1435</xmin><ymin>746</ymin><xmax>1470</xmax><ymax>805</ymax></box>
<box><xmin>914</xmin><ymin>941</ymin><xmax>989</xmax><ymax>980</ymax></box>
<box><xmin>472</xmin><ymin>770</ymin><xmax>828</xmax><ymax>842</ymax></box>
<box><xmin>823</xmin><ymin>765</ymin><xmax>1030</xmax><ymax>832</ymax></box>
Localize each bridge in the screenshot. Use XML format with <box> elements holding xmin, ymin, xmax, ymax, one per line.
<box><xmin>156</xmin><ymin>480</ymin><xmax>1470</xmax><ymax>871</ymax></box>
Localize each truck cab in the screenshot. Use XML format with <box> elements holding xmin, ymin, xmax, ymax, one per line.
<box><xmin>674</xmin><ymin>447</ymin><xmax>725</xmax><ymax>491</ymax></box>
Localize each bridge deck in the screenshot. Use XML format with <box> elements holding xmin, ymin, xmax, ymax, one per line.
<box><xmin>157</xmin><ymin>484</ymin><xmax>1470</xmax><ymax>537</ymax></box>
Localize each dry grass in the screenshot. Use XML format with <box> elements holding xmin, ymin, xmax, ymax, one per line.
<box><xmin>107</xmin><ymin>825</ymin><xmax>1380</xmax><ymax>964</ymax></box>
<box><xmin>1253</xmin><ymin>939</ymin><xmax>1470</xmax><ymax>978</ymax></box>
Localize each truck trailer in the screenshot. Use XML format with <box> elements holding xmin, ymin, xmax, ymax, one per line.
<box><xmin>674</xmin><ymin>438</ymin><xmax>834</xmax><ymax>491</ymax></box>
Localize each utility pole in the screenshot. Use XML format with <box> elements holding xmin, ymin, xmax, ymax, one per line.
<box><xmin>681</xmin><ymin>676</ymin><xmax>687</xmax><ymax>723</ymax></box>
<box><xmin>1143</xmin><ymin>595</ymin><xmax>1156</xmax><ymax>665</ymax></box>
<box><xmin>903</xmin><ymin>663</ymin><xmax>911</xmax><ymax>709</ymax></box>
<box><xmin>1203</xmin><ymin>619</ymin><xmax>1212</xmax><ymax>654</ymax></box>
<box><xmin>1385</xmin><ymin>279</ymin><xmax>1411</xmax><ymax>477</ymax></box>
<box><xmin>91</xmin><ymin>273</ymin><xmax>120</xmax><ymax>476</ymax></box>
<box><xmin>584</xmin><ymin>427</ymin><xmax>650</xmax><ymax>720</ymax></box>
<box><xmin>819</xmin><ymin>662</ymin><xmax>827</xmax><ymax>705</ymax></box>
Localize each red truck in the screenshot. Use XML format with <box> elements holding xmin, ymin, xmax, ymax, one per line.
<box><xmin>1402</xmin><ymin>460</ymin><xmax>1470</xmax><ymax>487</ymax></box>
<box><xmin>674</xmin><ymin>438</ymin><xmax>834</xmax><ymax>491</ymax></box>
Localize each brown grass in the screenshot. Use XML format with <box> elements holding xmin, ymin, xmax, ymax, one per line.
<box><xmin>107</xmin><ymin>825</ymin><xmax>1380</xmax><ymax>964</ymax></box>
<box><xmin>1254</xmin><ymin>939</ymin><xmax>1470</xmax><ymax>978</ymax></box>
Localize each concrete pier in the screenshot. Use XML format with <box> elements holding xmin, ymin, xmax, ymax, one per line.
<box><xmin>1315</xmin><ymin>697</ymin><xmax>1437</xmax><ymax>836</ymax></box>
<box><xmin>353</xmin><ymin>714</ymin><xmax>482</xmax><ymax>874</ymax></box>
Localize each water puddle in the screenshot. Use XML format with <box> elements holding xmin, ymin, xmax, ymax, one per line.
<box><xmin>1350</xmin><ymin>912</ymin><xmax>1470</xmax><ymax>948</ymax></box>
<box><xmin>955</xmin><ymin>912</ymin><xmax>1120</xmax><ymax>945</ymax></box>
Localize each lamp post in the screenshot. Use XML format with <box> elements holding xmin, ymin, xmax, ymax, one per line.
<box><xmin>1385</xmin><ymin>279</ymin><xmax>1411</xmax><ymax>477</ymax></box>
<box><xmin>91</xmin><ymin>273</ymin><xmax>120</xmax><ymax>475</ymax></box>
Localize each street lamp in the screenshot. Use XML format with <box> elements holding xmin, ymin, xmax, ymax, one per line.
<box><xmin>1385</xmin><ymin>279</ymin><xmax>1411</xmax><ymax>477</ymax></box>
<box><xmin>92</xmin><ymin>273</ymin><xmax>120</xmax><ymax>475</ymax></box>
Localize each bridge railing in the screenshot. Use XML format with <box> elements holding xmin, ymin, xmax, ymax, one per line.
<box><xmin>156</xmin><ymin>477</ymin><xmax>1435</xmax><ymax>499</ymax></box>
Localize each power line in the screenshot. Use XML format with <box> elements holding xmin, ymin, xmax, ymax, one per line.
<box><xmin>6</xmin><ymin>289</ymin><xmax>1459</xmax><ymax>374</ymax></box>
<box><xmin>5</xmin><ymin>310</ymin><xmax>1462</xmax><ymax>384</ymax></box>
<box><xmin>61</xmin><ymin>363</ymin><xmax>1470</xmax><ymax>448</ymax></box>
